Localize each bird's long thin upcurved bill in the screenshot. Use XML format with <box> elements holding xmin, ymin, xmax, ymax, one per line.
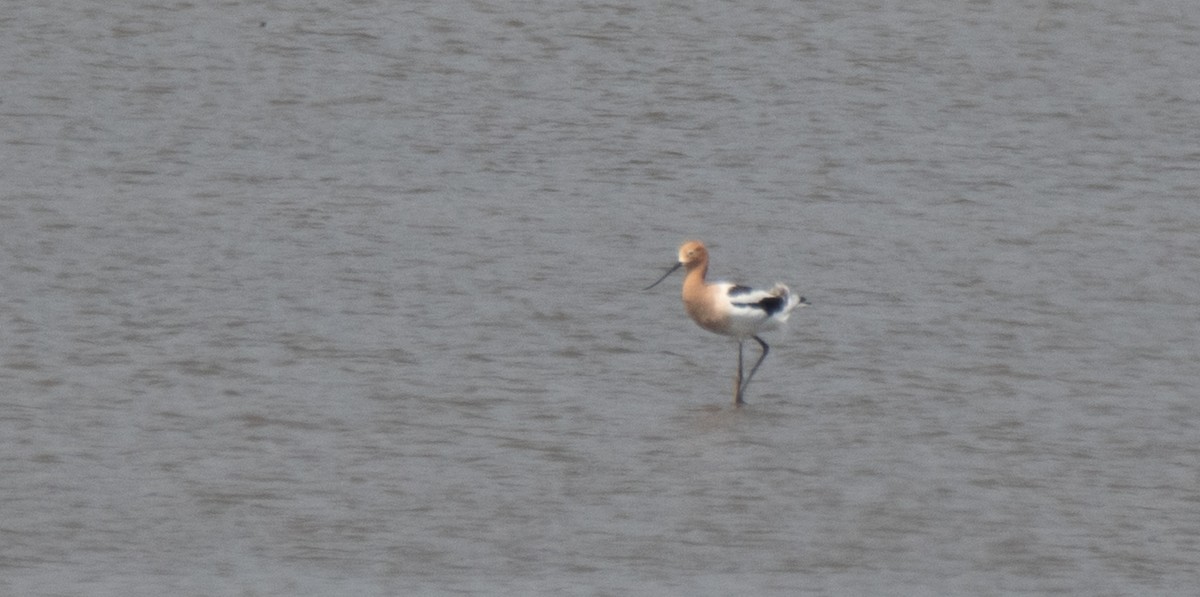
<box><xmin>643</xmin><ymin>262</ymin><xmax>683</xmax><ymax>291</ymax></box>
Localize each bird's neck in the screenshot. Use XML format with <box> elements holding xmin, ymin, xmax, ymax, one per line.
<box><xmin>682</xmin><ymin>262</ymin><xmax>708</xmax><ymax>295</ymax></box>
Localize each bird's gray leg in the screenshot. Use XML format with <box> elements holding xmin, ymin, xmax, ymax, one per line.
<box><xmin>739</xmin><ymin>335</ymin><xmax>770</xmax><ymax>403</ymax></box>
<box><xmin>734</xmin><ymin>340</ymin><xmax>745</xmax><ymax>406</ymax></box>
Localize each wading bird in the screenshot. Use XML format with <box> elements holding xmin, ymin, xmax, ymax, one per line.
<box><xmin>645</xmin><ymin>240</ymin><xmax>807</xmax><ymax>406</ymax></box>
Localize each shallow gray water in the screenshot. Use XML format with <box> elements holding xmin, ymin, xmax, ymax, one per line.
<box><xmin>3</xmin><ymin>1</ymin><xmax>1199</xmax><ymax>595</ymax></box>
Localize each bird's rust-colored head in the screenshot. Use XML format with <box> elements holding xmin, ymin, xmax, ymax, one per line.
<box><xmin>645</xmin><ymin>240</ymin><xmax>709</xmax><ymax>291</ymax></box>
<box><xmin>676</xmin><ymin>240</ymin><xmax>708</xmax><ymax>272</ymax></box>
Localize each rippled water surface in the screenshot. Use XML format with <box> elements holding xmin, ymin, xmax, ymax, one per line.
<box><xmin>3</xmin><ymin>1</ymin><xmax>1199</xmax><ymax>595</ymax></box>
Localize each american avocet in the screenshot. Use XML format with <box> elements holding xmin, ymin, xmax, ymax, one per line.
<box><xmin>645</xmin><ymin>240</ymin><xmax>807</xmax><ymax>406</ymax></box>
